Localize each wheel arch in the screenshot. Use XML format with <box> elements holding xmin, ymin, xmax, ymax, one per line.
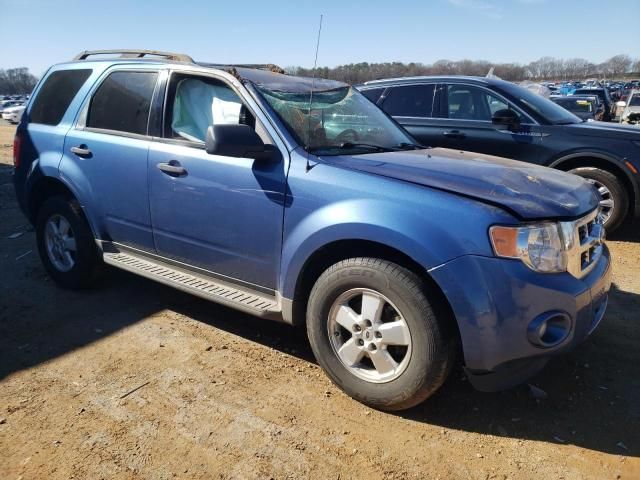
<box><xmin>27</xmin><ymin>175</ymin><xmax>99</xmax><ymax>238</ymax></box>
<box><xmin>550</xmin><ymin>152</ymin><xmax>637</xmax><ymax>217</ymax></box>
<box><xmin>285</xmin><ymin>238</ymin><xmax>461</xmax><ymax>353</ymax></box>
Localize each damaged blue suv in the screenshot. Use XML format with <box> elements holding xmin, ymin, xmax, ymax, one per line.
<box><xmin>13</xmin><ymin>50</ymin><xmax>611</xmax><ymax>410</ymax></box>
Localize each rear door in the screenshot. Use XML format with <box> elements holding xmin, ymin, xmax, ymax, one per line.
<box><xmin>377</xmin><ymin>83</ymin><xmax>444</xmax><ymax>147</ymax></box>
<box><xmin>61</xmin><ymin>67</ymin><xmax>159</xmax><ymax>251</ymax></box>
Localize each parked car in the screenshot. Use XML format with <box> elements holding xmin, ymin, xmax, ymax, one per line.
<box><xmin>357</xmin><ymin>76</ymin><xmax>640</xmax><ymax>231</ymax></box>
<box><xmin>571</xmin><ymin>87</ymin><xmax>614</xmax><ymax>121</ymax></box>
<box><xmin>13</xmin><ymin>50</ymin><xmax>611</xmax><ymax>411</ymax></box>
<box><xmin>550</xmin><ymin>95</ymin><xmax>603</xmax><ymax>121</ymax></box>
<box><xmin>619</xmin><ymin>89</ymin><xmax>640</xmax><ymax>125</ymax></box>
<box><xmin>0</xmin><ymin>100</ymin><xmax>23</xmax><ymax>113</ymax></box>
<box><xmin>1</xmin><ymin>104</ymin><xmax>26</xmax><ymax>124</ymax></box>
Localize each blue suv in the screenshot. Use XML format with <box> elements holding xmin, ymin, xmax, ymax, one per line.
<box><xmin>13</xmin><ymin>50</ymin><xmax>611</xmax><ymax>411</ymax></box>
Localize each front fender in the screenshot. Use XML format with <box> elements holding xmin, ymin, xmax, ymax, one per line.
<box><xmin>279</xmin><ymin>197</ymin><xmax>498</xmax><ymax>299</ymax></box>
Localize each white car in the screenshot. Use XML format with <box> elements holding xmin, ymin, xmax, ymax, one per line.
<box><xmin>2</xmin><ymin>105</ymin><xmax>26</xmax><ymax>124</ymax></box>
<box><xmin>619</xmin><ymin>90</ymin><xmax>640</xmax><ymax>125</ymax></box>
<box><xmin>0</xmin><ymin>100</ymin><xmax>22</xmax><ymax>112</ymax></box>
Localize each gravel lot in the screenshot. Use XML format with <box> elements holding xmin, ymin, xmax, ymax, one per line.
<box><xmin>0</xmin><ymin>120</ymin><xmax>638</xmax><ymax>479</ymax></box>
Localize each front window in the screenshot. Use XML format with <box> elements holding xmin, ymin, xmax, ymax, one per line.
<box><xmin>167</xmin><ymin>76</ymin><xmax>247</xmax><ymax>143</ymax></box>
<box><xmin>444</xmin><ymin>84</ymin><xmax>523</xmax><ymax>121</ymax></box>
<box><xmin>256</xmin><ymin>85</ymin><xmax>415</xmax><ymax>156</ymax></box>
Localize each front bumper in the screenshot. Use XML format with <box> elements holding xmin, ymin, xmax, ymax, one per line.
<box><xmin>430</xmin><ymin>245</ymin><xmax>611</xmax><ymax>391</ymax></box>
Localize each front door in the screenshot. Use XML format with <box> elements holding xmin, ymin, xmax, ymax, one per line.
<box><xmin>148</xmin><ymin>72</ymin><xmax>287</xmax><ymax>289</ymax></box>
<box><xmin>436</xmin><ymin>83</ymin><xmax>547</xmax><ymax>163</ymax></box>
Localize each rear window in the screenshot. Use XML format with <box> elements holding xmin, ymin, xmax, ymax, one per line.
<box><xmin>381</xmin><ymin>84</ymin><xmax>436</xmax><ymax>117</ymax></box>
<box><xmin>29</xmin><ymin>69</ymin><xmax>92</xmax><ymax>125</ymax></box>
<box><xmin>87</xmin><ymin>71</ymin><xmax>158</xmax><ymax>135</ymax></box>
<box><xmin>574</xmin><ymin>89</ymin><xmax>605</xmax><ymax>101</ymax></box>
<box><xmin>553</xmin><ymin>97</ymin><xmax>594</xmax><ymax>113</ymax></box>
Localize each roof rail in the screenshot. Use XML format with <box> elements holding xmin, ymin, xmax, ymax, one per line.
<box><xmin>73</xmin><ymin>49</ymin><xmax>194</xmax><ymax>63</ymax></box>
<box><xmin>199</xmin><ymin>63</ymin><xmax>286</xmax><ymax>74</ymax></box>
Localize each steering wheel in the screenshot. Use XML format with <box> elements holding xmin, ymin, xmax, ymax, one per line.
<box><xmin>336</xmin><ymin>129</ymin><xmax>359</xmax><ymax>144</ymax></box>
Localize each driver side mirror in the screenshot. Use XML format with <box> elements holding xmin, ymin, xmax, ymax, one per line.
<box><xmin>492</xmin><ymin>109</ymin><xmax>520</xmax><ymax>131</ymax></box>
<box><xmin>205</xmin><ymin>124</ymin><xmax>280</xmax><ymax>161</ymax></box>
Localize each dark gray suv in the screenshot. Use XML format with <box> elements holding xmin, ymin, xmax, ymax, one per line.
<box><xmin>357</xmin><ymin>76</ymin><xmax>640</xmax><ymax>232</ymax></box>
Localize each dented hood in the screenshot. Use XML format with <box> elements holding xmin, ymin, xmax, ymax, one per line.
<box><xmin>325</xmin><ymin>148</ymin><xmax>599</xmax><ymax>220</ymax></box>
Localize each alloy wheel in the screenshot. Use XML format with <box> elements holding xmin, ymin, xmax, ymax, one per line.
<box><xmin>44</xmin><ymin>214</ymin><xmax>77</xmax><ymax>272</ymax></box>
<box><xmin>327</xmin><ymin>288</ymin><xmax>412</xmax><ymax>383</ymax></box>
<box><xmin>585</xmin><ymin>178</ymin><xmax>614</xmax><ymax>224</ymax></box>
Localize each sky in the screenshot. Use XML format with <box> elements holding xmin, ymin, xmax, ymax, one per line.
<box><xmin>1</xmin><ymin>0</ymin><xmax>639</xmax><ymax>76</ymax></box>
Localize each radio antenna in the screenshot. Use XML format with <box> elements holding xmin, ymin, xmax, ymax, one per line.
<box><xmin>305</xmin><ymin>14</ymin><xmax>323</xmax><ymax>172</ymax></box>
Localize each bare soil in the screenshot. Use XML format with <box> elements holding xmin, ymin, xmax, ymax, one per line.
<box><xmin>0</xmin><ymin>121</ymin><xmax>638</xmax><ymax>479</ymax></box>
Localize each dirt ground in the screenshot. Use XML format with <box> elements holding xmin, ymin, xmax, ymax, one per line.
<box><xmin>0</xmin><ymin>120</ymin><xmax>638</xmax><ymax>480</ymax></box>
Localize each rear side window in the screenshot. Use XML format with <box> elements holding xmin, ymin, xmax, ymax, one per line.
<box><xmin>30</xmin><ymin>69</ymin><xmax>92</xmax><ymax>125</ymax></box>
<box><xmin>381</xmin><ymin>84</ymin><xmax>436</xmax><ymax>117</ymax></box>
<box><xmin>87</xmin><ymin>71</ymin><xmax>158</xmax><ymax>135</ymax></box>
<box><xmin>360</xmin><ymin>87</ymin><xmax>385</xmax><ymax>104</ymax></box>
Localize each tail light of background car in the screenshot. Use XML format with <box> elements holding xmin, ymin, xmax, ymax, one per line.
<box><xmin>13</xmin><ymin>132</ymin><xmax>21</xmax><ymax>168</ymax></box>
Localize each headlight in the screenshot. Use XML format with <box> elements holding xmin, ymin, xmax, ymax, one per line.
<box><xmin>489</xmin><ymin>223</ymin><xmax>567</xmax><ymax>273</ymax></box>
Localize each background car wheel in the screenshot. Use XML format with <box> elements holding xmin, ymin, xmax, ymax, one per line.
<box><xmin>35</xmin><ymin>196</ymin><xmax>102</xmax><ymax>289</ymax></box>
<box><xmin>307</xmin><ymin>257</ymin><xmax>455</xmax><ymax>411</ymax></box>
<box><xmin>569</xmin><ymin>167</ymin><xmax>628</xmax><ymax>232</ymax></box>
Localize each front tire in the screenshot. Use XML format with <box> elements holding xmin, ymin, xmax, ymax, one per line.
<box><xmin>569</xmin><ymin>167</ymin><xmax>628</xmax><ymax>232</ymax></box>
<box><xmin>35</xmin><ymin>196</ymin><xmax>101</xmax><ymax>289</ymax></box>
<box><xmin>306</xmin><ymin>258</ymin><xmax>455</xmax><ymax>411</ymax></box>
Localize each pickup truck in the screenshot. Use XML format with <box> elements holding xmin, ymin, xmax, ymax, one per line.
<box><xmin>13</xmin><ymin>50</ymin><xmax>611</xmax><ymax>411</ymax></box>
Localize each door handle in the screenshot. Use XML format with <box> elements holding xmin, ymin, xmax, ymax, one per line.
<box><xmin>157</xmin><ymin>161</ymin><xmax>187</xmax><ymax>176</ymax></box>
<box><xmin>442</xmin><ymin>130</ymin><xmax>466</xmax><ymax>139</ymax></box>
<box><xmin>70</xmin><ymin>145</ymin><xmax>92</xmax><ymax>157</ymax></box>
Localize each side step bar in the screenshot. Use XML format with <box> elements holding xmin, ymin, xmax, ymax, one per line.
<box><xmin>103</xmin><ymin>251</ymin><xmax>282</xmax><ymax>320</ymax></box>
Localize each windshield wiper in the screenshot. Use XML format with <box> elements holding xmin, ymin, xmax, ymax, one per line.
<box><xmin>338</xmin><ymin>142</ymin><xmax>393</xmax><ymax>152</ymax></box>
<box><xmin>308</xmin><ymin>142</ymin><xmax>418</xmax><ymax>155</ymax></box>
<box><xmin>395</xmin><ymin>142</ymin><xmax>426</xmax><ymax>150</ymax></box>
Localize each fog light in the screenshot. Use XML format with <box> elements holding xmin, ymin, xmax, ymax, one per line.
<box><xmin>527</xmin><ymin>311</ymin><xmax>571</xmax><ymax>347</ymax></box>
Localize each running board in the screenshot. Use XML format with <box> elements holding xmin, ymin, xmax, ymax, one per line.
<box><xmin>103</xmin><ymin>251</ymin><xmax>282</xmax><ymax>320</ymax></box>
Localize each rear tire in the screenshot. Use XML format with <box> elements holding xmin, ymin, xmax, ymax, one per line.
<box><xmin>306</xmin><ymin>258</ymin><xmax>455</xmax><ymax>411</ymax></box>
<box><xmin>569</xmin><ymin>167</ymin><xmax>628</xmax><ymax>232</ymax></box>
<box><xmin>35</xmin><ymin>196</ymin><xmax>102</xmax><ymax>289</ymax></box>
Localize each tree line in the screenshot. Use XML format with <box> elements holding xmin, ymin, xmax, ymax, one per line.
<box><xmin>2</xmin><ymin>54</ymin><xmax>638</xmax><ymax>93</ymax></box>
<box><xmin>288</xmin><ymin>54</ymin><xmax>640</xmax><ymax>84</ymax></box>
<box><xmin>0</xmin><ymin>68</ymin><xmax>38</xmax><ymax>94</ymax></box>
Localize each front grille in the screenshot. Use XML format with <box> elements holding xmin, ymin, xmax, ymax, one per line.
<box><xmin>563</xmin><ymin>209</ymin><xmax>605</xmax><ymax>279</ymax></box>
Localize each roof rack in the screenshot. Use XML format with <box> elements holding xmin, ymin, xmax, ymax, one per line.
<box><xmin>363</xmin><ymin>75</ymin><xmax>485</xmax><ymax>85</ymax></box>
<box><xmin>73</xmin><ymin>49</ymin><xmax>194</xmax><ymax>63</ymax></box>
<box><xmin>199</xmin><ymin>63</ymin><xmax>286</xmax><ymax>73</ymax></box>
